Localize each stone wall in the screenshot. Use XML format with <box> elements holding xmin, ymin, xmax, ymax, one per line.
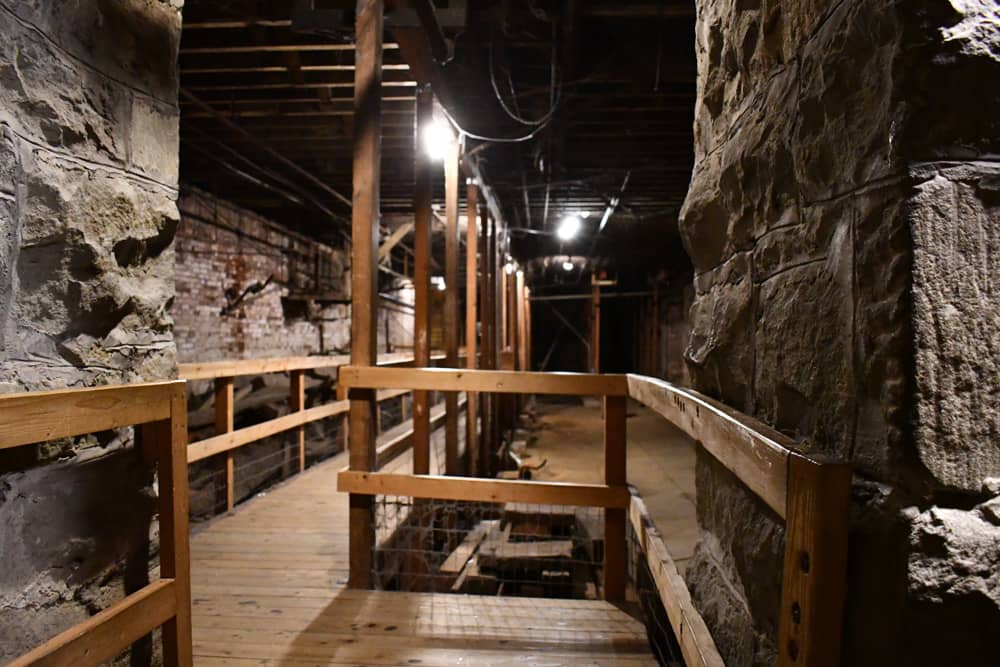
<box><xmin>680</xmin><ymin>1</ymin><xmax>1000</xmax><ymax>665</ymax></box>
<box><xmin>0</xmin><ymin>0</ymin><xmax>182</xmax><ymax>662</ymax></box>
<box><xmin>175</xmin><ymin>187</ymin><xmax>413</xmax><ymax>362</ymax></box>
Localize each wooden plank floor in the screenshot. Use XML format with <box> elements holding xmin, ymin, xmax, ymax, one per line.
<box><xmin>190</xmin><ymin>426</ymin><xmax>658</xmax><ymax>666</ymax></box>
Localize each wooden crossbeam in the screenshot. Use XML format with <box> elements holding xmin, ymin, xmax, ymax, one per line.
<box><xmin>337</xmin><ymin>471</ymin><xmax>631</xmax><ymax>508</ymax></box>
<box><xmin>339</xmin><ymin>366</ymin><xmax>628</xmax><ymax>398</ymax></box>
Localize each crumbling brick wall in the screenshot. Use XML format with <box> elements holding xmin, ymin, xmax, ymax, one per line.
<box><xmin>681</xmin><ymin>1</ymin><xmax>1000</xmax><ymax>665</ymax></box>
<box><xmin>0</xmin><ymin>0</ymin><xmax>182</xmax><ymax>661</ymax></box>
<box><xmin>175</xmin><ymin>187</ymin><xmax>413</xmax><ymax>362</ymax></box>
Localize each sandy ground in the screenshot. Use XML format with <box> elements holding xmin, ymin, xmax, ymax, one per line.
<box><xmin>520</xmin><ymin>397</ymin><xmax>699</xmax><ymax>571</ymax></box>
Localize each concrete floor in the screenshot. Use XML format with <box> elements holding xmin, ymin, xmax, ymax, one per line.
<box><xmin>522</xmin><ymin>397</ymin><xmax>700</xmax><ymax>571</ymax></box>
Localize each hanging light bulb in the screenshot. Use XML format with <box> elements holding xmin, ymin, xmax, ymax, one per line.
<box><xmin>562</xmin><ymin>261</ymin><xmax>574</xmax><ymax>271</ymax></box>
<box><xmin>556</xmin><ymin>215</ymin><xmax>581</xmax><ymax>241</ymax></box>
<box><xmin>422</xmin><ymin>116</ymin><xmax>454</xmax><ymax>161</ymax></box>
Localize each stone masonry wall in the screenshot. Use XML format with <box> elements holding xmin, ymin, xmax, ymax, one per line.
<box><xmin>0</xmin><ymin>0</ymin><xmax>182</xmax><ymax>662</ymax></box>
<box><xmin>680</xmin><ymin>1</ymin><xmax>999</xmax><ymax>665</ymax></box>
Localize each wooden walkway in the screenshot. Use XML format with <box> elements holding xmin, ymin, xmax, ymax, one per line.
<box><xmin>189</xmin><ymin>434</ymin><xmax>658</xmax><ymax>665</ymax></box>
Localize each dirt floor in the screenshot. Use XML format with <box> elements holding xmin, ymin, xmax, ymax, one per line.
<box><xmin>519</xmin><ymin>397</ymin><xmax>699</xmax><ymax>572</ymax></box>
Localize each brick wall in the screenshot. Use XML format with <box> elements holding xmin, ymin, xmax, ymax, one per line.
<box><xmin>175</xmin><ymin>187</ymin><xmax>414</xmax><ymax>363</ymax></box>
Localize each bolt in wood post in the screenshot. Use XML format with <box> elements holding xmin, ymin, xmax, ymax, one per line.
<box><xmin>214</xmin><ymin>377</ymin><xmax>235</xmax><ymax>512</ymax></box>
<box><xmin>777</xmin><ymin>453</ymin><xmax>851</xmax><ymax>667</ymax></box>
<box><xmin>603</xmin><ymin>394</ymin><xmax>627</xmax><ymax>601</ymax></box>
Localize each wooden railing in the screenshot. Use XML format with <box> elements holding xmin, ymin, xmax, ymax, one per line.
<box><xmin>180</xmin><ymin>352</ymin><xmax>447</xmax><ymax>511</ymax></box>
<box><xmin>337</xmin><ymin>366</ymin><xmax>852</xmax><ymax>667</ymax></box>
<box><xmin>0</xmin><ymin>382</ymin><xmax>192</xmax><ymax>667</ymax></box>
<box><xmin>337</xmin><ymin>366</ymin><xmax>632</xmax><ymax>599</ymax></box>
<box><xmin>626</xmin><ymin>375</ymin><xmax>851</xmax><ymax>667</ymax></box>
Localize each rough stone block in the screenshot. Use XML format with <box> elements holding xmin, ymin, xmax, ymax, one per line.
<box><xmin>130</xmin><ymin>94</ymin><xmax>179</xmax><ymax>185</ymax></box>
<box><xmin>911</xmin><ymin>165</ymin><xmax>1000</xmax><ymax>492</ymax></box>
<box><xmin>0</xmin><ymin>16</ymin><xmax>131</xmax><ymax>166</ymax></box>
<box><xmin>0</xmin><ymin>0</ymin><xmax>182</xmax><ymax>103</ymax></box>
<box><xmin>685</xmin><ymin>252</ymin><xmax>755</xmax><ymax>410</ymax></box>
<box><xmin>753</xmin><ymin>217</ymin><xmax>854</xmax><ymax>457</ymax></box>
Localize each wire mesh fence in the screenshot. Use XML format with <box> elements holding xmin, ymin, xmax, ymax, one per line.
<box><xmin>372</xmin><ymin>497</ymin><xmax>607</xmax><ymax>600</ymax></box>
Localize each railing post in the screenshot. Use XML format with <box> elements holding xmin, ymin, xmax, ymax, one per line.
<box><xmin>290</xmin><ymin>370</ymin><xmax>305</xmax><ymax>473</ymax></box>
<box><xmin>214</xmin><ymin>377</ymin><xmax>235</xmax><ymax>512</ymax></box>
<box><xmin>603</xmin><ymin>394</ymin><xmax>627</xmax><ymax>601</ymax></box>
<box><xmin>777</xmin><ymin>454</ymin><xmax>851</xmax><ymax>667</ymax></box>
<box><xmin>146</xmin><ymin>384</ymin><xmax>192</xmax><ymax>666</ymax></box>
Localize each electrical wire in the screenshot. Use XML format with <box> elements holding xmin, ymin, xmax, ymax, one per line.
<box><xmin>488</xmin><ymin>43</ymin><xmax>560</xmax><ymax>126</ymax></box>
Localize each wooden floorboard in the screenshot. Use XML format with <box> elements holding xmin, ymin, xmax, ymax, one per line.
<box><xmin>190</xmin><ymin>428</ymin><xmax>658</xmax><ymax>666</ymax></box>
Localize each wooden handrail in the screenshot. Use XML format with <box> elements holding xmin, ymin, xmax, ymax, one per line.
<box><xmin>1</xmin><ymin>381</ymin><xmax>191</xmax><ymax>667</ymax></box>
<box><xmin>337</xmin><ymin>365</ymin><xmax>629</xmax><ymax>397</ymax></box>
<box><xmin>630</xmin><ymin>493</ymin><xmax>725</xmax><ymax>667</ymax></box>
<box><xmin>626</xmin><ymin>373</ymin><xmax>850</xmax><ymax>667</ymax></box>
<box><xmin>626</xmin><ymin>374</ymin><xmax>791</xmax><ymax>517</ymax></box>
<box><xmin>0</xmin><ymin>381</ymin><xmax>178</xmax><ymax>450</ymax></box>
<box><xmin>178</xmin><ymin>351</ymin><xmax>450</xmax><ymax>381</ymax></box>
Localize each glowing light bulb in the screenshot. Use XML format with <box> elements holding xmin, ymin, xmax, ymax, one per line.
<box><xmin>556</xmin><ymin>215</ymin><xmax>581</xmax><ymax>241</ymax></box>
<box><xmin>562</xmin><ymin>261</ymin><xmax>574</xmax><ymax>271</ymax></box>
<box><xmin>422</xmin><ymin>117</ymin><xmax>454</xmax><ymax>161</ymax></box>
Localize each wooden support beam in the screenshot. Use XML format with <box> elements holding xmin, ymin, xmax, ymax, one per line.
<box><xmin>591</xmin><ymin>283</ymin><xmax>601</xmax><ymax>373</ymax></box>
<box><xmin>444</xmin><ymin>141</ymin><xmax>461</xmax><ymax>475</ymax></box>
<box><xmin>214</xmin><ymin>377</ymin><xmax>236</xmax><ymax>511</ymax></box>
<box><xmin>603</xmin><ymin>395</ymin><xmax>627</xmax><ymax>601</ymax></box>
<box><xmin>652</xmin><ymin>286</ymin><xmax>660</xmax><ymax>378</ymax></box>
<box><xmin>412</xmin><ymin>88</ymin><xmax>433</xmax><ymax>475</ymax></box>
<box><xmin>479</xmin><ymin>211</ymin><xmax>494</xmax><ymax>476</ymax></box>
<box><xmin>348</xmin><ymin>0</ymin><xmax>383</xmax><ymax>591</ymax></box>
<box><xmin>465</xmin><ymin>181</ymin><xmax>480</xmax><ymax>476</ymax></box>
<box><xmin>777</xmin><ymin>454</ymin><xmax>851</xmax><ymax>667</ymax></box>
<box><xmin>338</xmin><ymin>471</ymin><xmax>630</xmax><ymax>508</ymax></box>
<box><xmin>290</xmin><ymin>370</ymin><xmax>306</xmax><ymax>472</ymax></box>
<box><xmin>378</xmin><ymin>222</ymin><xmax>414</xmax><ymax>264</ymax></box>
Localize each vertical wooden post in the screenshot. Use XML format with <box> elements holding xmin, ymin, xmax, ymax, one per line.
<box><xmin>777</xmin><ymin>454</ymin><xmax>851</xmax><ymax>667</ymax></box>
<box><xmin>290</xmin><ymin>370</ymin><xmax>306</xmax><ymax>472</ymax></box>
<box><xmin>444</xmin><ymin>141</ymin><xmax>460</xmax><ymax>475</ymax></box>
<box><xmin>214</xmin><ymin>377</ymin><xmax>235</xmax><ymax>512</ymax></box>
<box><xmin>148</xmin><ymin>383</ymin><xmax>192</xmax><ymax>666</ymax></box>
<box><xmin>479</xmin><ymin>211</ymin><xmax>494</xmax><ymax>476</ymax></box>
<box><xmin>525</xmin><ymin>286</ymin><xmax>532</xmax><ymax>371</ymax></box>
<box><xmin>590</xmin><ymin>285</ymin><xmax>601</xmax><ymax>373</ymax></box>
<box><xmin>652</xmin><ymin>286</ymin><xmax>660</xmax><ymax>378</ymax></box>
<box><xmin>412</xmin><ymin>87</ymin><xmax>433</xmax><ymax>475</ymax></box>
<box><xmin>603</xmin><ymin>394</ymin><xmax>626</xmax><ymax>602</ymax></box>
<box><xmin>501</xmin><ymin>262</ymin><xmax>509</xmax><ymax>353</ymax></box>
<box><xmin>465</xmin><ymin>181</ymin><xmax>479</xmax><ymax>476</ymax></box>
<box><xmin>516</xmin><ymin>273</ymin><xmax>527</xmax><ymax>372</ymax></box>
<box><xmin>348</xmin><ymin>0</ymin><xmax>382</xmax><ymax>590</ymax></box>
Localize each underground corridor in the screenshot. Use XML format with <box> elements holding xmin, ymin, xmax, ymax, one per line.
<box><xmin>1</xmin><ymin>1</ymin><xmax>999</xmax><ymax>667</ymax></box>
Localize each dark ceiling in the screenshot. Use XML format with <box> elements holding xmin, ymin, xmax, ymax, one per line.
<box><xmin>178</xmin><ymin>1</ymin><xmax>696</xmax><ymax>288</ymax></box>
